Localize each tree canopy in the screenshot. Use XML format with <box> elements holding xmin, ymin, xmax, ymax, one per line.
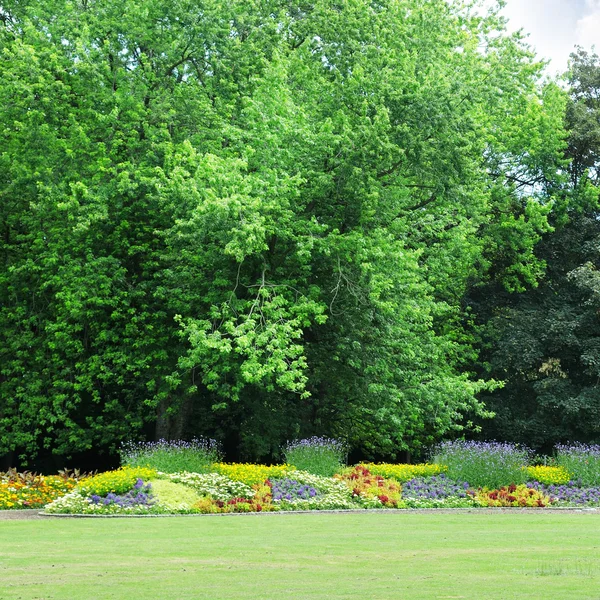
<box><xmin>0</xmin><ymin>0</ymin><xmax>569</xmax><ymax>465</ymax></box>
<box><xmin>472</xmin><ymin>48</ymin><xmax>600</xmax><ymax>452</ymax></box>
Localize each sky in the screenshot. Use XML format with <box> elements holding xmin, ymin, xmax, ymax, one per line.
<box><xmin>500</xmin><ymin>0</ymin><xmax>599</xmax><ymax>75</ymax></box>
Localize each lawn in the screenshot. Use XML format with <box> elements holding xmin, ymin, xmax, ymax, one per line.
<box><xmin>1</xmin><ymin>512</ymin><xmax>600</xmax><ymax>599</ymax></box>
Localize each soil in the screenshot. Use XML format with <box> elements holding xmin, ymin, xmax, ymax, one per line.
<box><xmin>0</xmin><ymin>509</ymin><xmax>46</xmax><ymax>520</ymax></box>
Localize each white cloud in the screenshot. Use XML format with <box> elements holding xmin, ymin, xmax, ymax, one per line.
<box><xmin>500</xmin><ymin>0</ymin><xmax>581</xmax><ymax>74</ymax></box>
<box><xmin>575</xmin><ymin>0</ymin><xmax>600</xmax><ymax>50</ymax></box>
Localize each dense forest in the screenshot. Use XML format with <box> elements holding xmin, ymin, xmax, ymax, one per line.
<box><xmin>1</xmin><ymin>0</ymin><xmax>598</xmax><ymax>469</ymax></box>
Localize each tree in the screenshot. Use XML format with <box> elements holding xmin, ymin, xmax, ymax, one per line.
<box><xmin>0</xmin><ymin>0</ymin><xmax>568</xmax><ymax>465</ymax></box>
<box><xmin>471</xmin><ymin>49</ymin><xmax>600</xmax><ymax>452</ymax></box>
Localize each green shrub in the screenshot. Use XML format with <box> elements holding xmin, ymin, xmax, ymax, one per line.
<box><xmin>555</xmin><ymin>443</ymin><xmax>600</xmax><ymax>486</ymax></box>
<box><xmin>283</xmin><ymin>437</ymin><xmax>345</xmax><ymax>477</ymax></box>
<box><xmin>120</xmin><ymin>438</ymin><xmax>222</xmax><ymax>474</ymax></box>
<box><xmin>433</xmin><ymin>441</ymin><xmax>530</xmax><ymax>489</ymax></box>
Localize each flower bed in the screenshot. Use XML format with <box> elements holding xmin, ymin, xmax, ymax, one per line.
<box><xmin>0</xmin><ymin>469</ymin><xmax>82</xmax><ymax>510</ymax></box>
<box><xmin>4</xmin><ymin>442</ymin><xmax>600</xmax><ymax>515</ymax></box>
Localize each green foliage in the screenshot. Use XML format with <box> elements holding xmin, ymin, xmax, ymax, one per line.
<box><xmin>471</xmin><ymin>49</ymin><xmax>600</xmax><ymax>451</ymax></box>
<box><xmin>433</xmin><ymin>441</ymin><xmax>530</xmax><ymax>489</ymax></box>
<box><xmin>0</xmin><ymin>0</ymin><xmax>569</xmax><ymax>463</ymax></box>
<box><xmin>555</xmin><ymin>444</ymin><xmax>600</xmax><ymax>487</ymax></box>
<box><xmin>282</xmin><ymin>437</ymin><xmax>345</xmax><ymax>477</ymax></box>
<box><xmin>149</xmin><ymin>479</ymin><xmax>203</xmax><ymax>511</ymax></box>
<box><xmin>119</xmin><ymin>439</ymin><xmax>221</xmax><ymax>474</ymax></box>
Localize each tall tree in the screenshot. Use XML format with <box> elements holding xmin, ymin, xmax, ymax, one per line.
<box><xmin>471</xmin><ymin>49</ymin><xmax>600</xmax><ymax>452</ymax></box>
<box><xmin>0</xmin><ymin>0</ymin><xmax>568</xmax><ymax>465</ymax></box>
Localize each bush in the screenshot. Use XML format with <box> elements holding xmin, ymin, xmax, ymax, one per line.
<box><xmin>555</xmin><ymin>443</ymin><xmax>600</xmax><ymax>486</ymax></box>
<box><xmin>282</xmin><ymin>437</ymin><xmax>345</xmax><ymax>477</ymax></box>
<box><xmin>120</xmin><ymin>438</ymin><xmax>222</xmax><ymax>474</ymax></box>
<box><xmin>433</xmin><ymin>441</ymin><xmax>531</xmax><ymax>489</ymax></box>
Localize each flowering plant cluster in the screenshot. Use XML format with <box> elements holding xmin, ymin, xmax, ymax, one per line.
<box><xmin>434</xmin><ymin>441</ymin><xmax>531</xmax><ymax>489</ymax></box>
<box><xmin>555</xmin><ymin>443</ymin><xmax>600</xmax><ymax>486</ymax></box>
<box><xmin>524</xmin><ymin>465</ymin><xmax>571</xmax><ymax>485</ymax></box>
<box><xmin>90</xmin><ymin>479</ymin><xmax>155</xmax><ymax>508</ymax></box>
<box><xmin>77</xmin><ymin>467</ymin><xmax>157</xmax><ymax>496</ymax></box>
<box><xmin>44</xmin><ymin>490</ymin><xmax>167</xmax><ymax>515</ymax></box>
<box><xmin>212</xmin><ymin>463</ymin><xmax>294</xmax><ymax>486</ymax></box>
<box><xmin>120</xmin><ymin>438</ymin><xmax>222</xmax><ymax>474</ymax></box>
<box><xmin>527</xmin><ymin>480</ymin><xmax>600</xmax><ymax>506</ymax></box>
<box><xmin>161</xmin><ymin>471</ymin><xmax>254</xmax><ymax>502</ymax></box>
<box><xmin>283</xmin><ymin>437</ymin><xmax>346</xmax><ymax>477</ymax></box>
<box><xmin>360</xmin><ymin>463</ymin><xmax>446</xmax><ymax>483</ymax></box>
<box><xmin>27</xmin><ymin>442</ymin><xmax>600</xmax><ymax>515</ymax></box>
<box><xmin>401</xmin><ymin>474</ymin><xmax>478</xmax><ymax>508</ymax></box>
<box><xmin>475</xmin><ymin>484</ymin><xmax>551</xmax><ymax>508</ymax></box>
<box><xmin>270</xmin><ymin>478</ymin><xmax>319</xmax><ymax>501</ymax></box>
<box><xmin>336</xmin><ymin>466</ymin><xmax>402</xmax><ymax>508</ymax></box>
<box><xmin>0</xmin><ymin>470</ymin><xmax>80</xmax><ymax>510</ymax></box>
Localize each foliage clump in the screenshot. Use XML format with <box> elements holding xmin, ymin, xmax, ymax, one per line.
<box><xmin>283</xmin><ymin>437</ymin><xmax>346</xmax><ymax>477</ymax></box>
<box><xmin>0</xmin><ymin>0</ymin><xmax>568</xmax><ymax>464</ymax></box>
<box><xmin>555</xmin><ymin>443</ymin><xmax>600</xmax><ymax>486</ymax></box>
<box><xmin>120</xmin><ymin>438</ymin><xmax>221</xmax><ymax>474</ymax></box>
<box><xmin>433</xmin><ymin>441</ymin><xmax>531</xmax><ymax>489</ymax></box>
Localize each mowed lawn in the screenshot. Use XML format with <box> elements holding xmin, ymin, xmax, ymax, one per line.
<box><xmin>2</xmin><ymin>512</ymin><xmax>600</xmax><ymax>600</ymax></box>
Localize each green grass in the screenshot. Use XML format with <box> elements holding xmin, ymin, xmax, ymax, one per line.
<box><xmin>2</xmin><ymin>512</ymin><xmax>600</xmax><ymax>599</ymax></box>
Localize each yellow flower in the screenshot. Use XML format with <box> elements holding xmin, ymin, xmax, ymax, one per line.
<box><xmin>357</xmin><ymin>463</ymin><xmax>446</xmax><ymax>483</ymax></box>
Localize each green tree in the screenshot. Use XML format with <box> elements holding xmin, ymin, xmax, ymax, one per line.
<box><xmin>472</xmin><ymin>49</ymin><xmax>600</xmax><ymax>451</ymax></box>
<box><xmin>0</xmin><ymin>0</ymin><xmax>569</xmax><ymax>464</ymax></box>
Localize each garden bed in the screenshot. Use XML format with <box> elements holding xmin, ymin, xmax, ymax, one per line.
<box><xmin>5</xmin><ymin>440</ymin><xmax>600</xmax><ymax>516</ymax></box>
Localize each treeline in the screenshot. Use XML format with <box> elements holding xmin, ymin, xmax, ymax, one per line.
<box><xmin>0</xmin><ymin>0</ymin><xmax>597</xmax><ymax>469</ymax></box>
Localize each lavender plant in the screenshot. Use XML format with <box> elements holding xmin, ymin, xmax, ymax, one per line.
<box><xmin>528</xmin><ymin>480</ymin><xmax>600</xmax><ymax>506</ymax></box>
<box><xmin>402</xmin><ymin>474</ymin><xmax>471</xmax><ymax>500</ymax></box>
<box><xmin>433</xmin><ymin>441</ymin><xmax>531</xmax><ymax>489</ymax></box>
<box><xmin>120</xmin><ymin>438</ymin><xmax>222</xmax><ymax>474</ymax></box>
<box><xmin>90</xmin><ymin>479</ymin><xmax>156</xmax><ymax>508</ymax></box>
<box><xmin>283</xmin><ymin>437</ymin><xmax>346</xmax><ymax>477</ymax></box>
<box><xmin>555</xmin><ymin>443</ymin><xmax>600</xmax><ymax>487</ymax></box>
<box><xmin>270</xmin><ymin>478</ymin><xmax>319</xmax><ymax>502</ymax></box>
